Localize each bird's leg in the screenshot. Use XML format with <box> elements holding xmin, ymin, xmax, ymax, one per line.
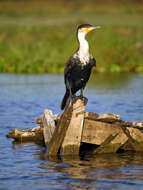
<box><xmin>79</xmin><ymin>88</ymin><xmax>84</xmax><ymax>98</ymax></box>
<box><xmin>66</xmin><ymin>79</ymin><xmax>76</xmax><ymax>101</ymax></box>
<box><xmin>66</xmin><ymin>87</ymin><xmax>77</xmax><ymax>108</ymax></box>
<box><xmin>69</xmin><ymin>86</ymin><xmax>73</xmax><ymax>100</ymax></box>
<box><xmin>69</xmin><ymin>88</ymin><xmax>76</xmax><ymax>101</ymax></box>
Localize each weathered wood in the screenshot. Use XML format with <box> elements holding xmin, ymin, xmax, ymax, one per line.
<box><xmin>45</xmin><ymin>101</ymin><xmax>73</xmax><ymax>156</ymax></box>
<box><xmin>6</xmin><ymin>109</ymin><xmax>59</xmax><ymax>144</ymax></box>
<box><xmin>114</xmin><ymin>120</ymin><xmax>143</xmax><ymax>130</ymax></box>
<box><xmin>132</xmin><ymin>122</ymin><xmax>143</xmax><ymax>128</ymax></box>
<box><xmin>42</xmin><ymin>109</ymin><xmax>56</xmax><ymax>145</ymax></box>
<box><xmin>6</xmin><ymin>126</ymin><xmax>44</xmax><ymax>144</ymax></box>
<box><xmin>82</xmin><ymin>119</ymin><xmax>127</xmax><ymax>145</ymax></box>
<box><xmin>85</xmin><ymin>112</ymin><xmax>120</xmax><ymax>122</ymax></box>
<box><xmin>81</xmin><ymin>119</ymin><xmax>143</xmax><ymax>153</ymax></box>
<box><xmin>6</xmin><ymin>102</ymin><xmax>143</xmax><ymax>155</ymax></box>
<box><xmin>35</xmin><ymin>115</ymin><xmax>43</xmax><ymax>125</ymax></box>
<box><xmin>85</xmin><ymin>112</ymin><xmax>143</xmax><ymax>129</ymax></box>
<box><xmin>125</xmin><ymin>127</ymin><xmax>143</xmax><ymax>151</ymax></box>
<box><xmin>35</xmin><ymin>109</ymin><xmax>60</xmax><ymax>145</ymax></box>
<box><xmin>93</xmin><ymin>132</ymin><xmax>128</xmax><ymax>154</ymax></box>
<box><xmin>35</xmin><ymin>111</ymin><xmax>60</xmax><ymax>126</ymax></box>
<box><xmin>61</xmin><ymin>98</ymin><xmax>87</xmax><ymax>155</ymax></box>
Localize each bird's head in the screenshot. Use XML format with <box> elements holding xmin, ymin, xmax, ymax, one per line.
<box><xmin>77</xmin><ymin>24</ymin><xmax>101</xmax><ymax>37</ymax></box>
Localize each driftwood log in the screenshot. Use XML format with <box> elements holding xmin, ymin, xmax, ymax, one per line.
<box><xmin>7</xmin><ymin>97</ymin><xmax>143</xmax><ymax>155</ymax></box>
<box><xmin>6</xmin><ymin>126</ymin><xmax>44</xmax><ymax>144</ymax></box>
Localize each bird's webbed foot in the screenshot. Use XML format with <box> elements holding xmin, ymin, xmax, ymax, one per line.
<box><xmin>69</xmin><ymin>94</ymin><xmax>76</xmax><ymax>102</ymax></box>
<box><xmin>66</xmin><ymin>94</ymin><xmax>76</xmax><ymax>108</ymax></box>
<box><xmin>79</xmin><ymin>94</ymin><xmax>84</xmax><ymax>99</ymax></box>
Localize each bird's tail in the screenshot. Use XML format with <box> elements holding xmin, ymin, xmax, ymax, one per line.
<box><xmin>61</xmin><ymin>91</ymin><xmax>69</xmax><ymax>110</ymax></box>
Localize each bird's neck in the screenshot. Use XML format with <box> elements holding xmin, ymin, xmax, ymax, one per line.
<box><xmin>77</xmin><ymin>32</ymin><xmax>89</xmax><ymax>58</ymax></box>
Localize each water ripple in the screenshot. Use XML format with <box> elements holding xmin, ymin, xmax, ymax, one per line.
<box><xmin>0</xmin><ymin>73</ymin><xmax>143</xmax><ymax>190</ymax></box>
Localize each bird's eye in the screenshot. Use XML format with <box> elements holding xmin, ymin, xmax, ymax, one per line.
<box><xmin>79</xmin><ymin>28</ymin><xmax>87</xmax><ymax>32</ymax></box>
<box><xmin>79</xmin><ymin>28</ymin><xmax>83</xmax><ymax>32</ymax></box>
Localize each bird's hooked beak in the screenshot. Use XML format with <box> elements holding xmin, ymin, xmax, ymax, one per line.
<box><xmin>86</xmin><ymin>26</ymin><xmax>101</xmax><ymax>33</ymax></box>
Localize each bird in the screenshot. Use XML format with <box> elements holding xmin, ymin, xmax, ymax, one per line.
<box><xmin>61</xmin><ymin>24</ymin><xmax>100</xmax><ymax>110</ymax></box>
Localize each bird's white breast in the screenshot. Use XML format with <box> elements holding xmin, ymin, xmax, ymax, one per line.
<box><xmin>78</xmin><ymin>52</ymin><xmax>90</xmax><ymax>65</ymax></box>
<box><xmin>77</xmin><ymin>31</ymin><xmax>90</xmax><ymax>65</ymax></box>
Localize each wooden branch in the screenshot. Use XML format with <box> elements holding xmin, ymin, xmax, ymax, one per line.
<box><xmin>6</xmin><ymin>126</ymin><xmax>44</xmax><ymax>144</ymax></box>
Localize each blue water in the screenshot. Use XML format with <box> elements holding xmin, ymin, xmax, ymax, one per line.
<box><xmin>0</xmin><ymin>73</ymin><xmax>143</xmax><ymax>190</ymax></box>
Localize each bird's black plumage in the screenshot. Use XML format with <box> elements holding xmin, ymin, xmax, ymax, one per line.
<box><xmin>77</xmin><ymin>24</ymin><xmax>92</xmax><ymax>30</ymax></box>
<box><xmin>61</xmin><ymin>24</ymin><xmax>97</xmax><ymax>110</ymax></box>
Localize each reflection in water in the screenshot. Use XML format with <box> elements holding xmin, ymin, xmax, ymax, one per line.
<box><xmin>36</xmin><ymin>150</ymin><xmax>143</xmax><ymax>190</ymax></box>
<box><xmin>0</xmin><ymin>73</ymin><xmax>143</xmax><ymax>190</ymax></box>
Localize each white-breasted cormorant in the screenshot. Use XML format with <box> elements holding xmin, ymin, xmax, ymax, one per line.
<box><xmin>61</xmin><ymin>24</ymin><xmax>100</xmax><ymax>110</ymax></box>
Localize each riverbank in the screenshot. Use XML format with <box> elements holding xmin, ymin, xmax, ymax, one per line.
<box><xmin>0</xmin><ymin>0</ymin><xmax>143</xmax><ymax>73</ymax></box>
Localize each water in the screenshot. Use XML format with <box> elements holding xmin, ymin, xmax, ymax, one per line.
<box><xmin>0</xmin><ymin>73</ymin><xmax>143</xmax><ymax>190</ymax></box>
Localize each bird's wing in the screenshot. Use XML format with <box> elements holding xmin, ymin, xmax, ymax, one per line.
<box><xmin>64</xmin><ymin>56</ymin><xmax>76</xmax><ymax>79</ymax></box>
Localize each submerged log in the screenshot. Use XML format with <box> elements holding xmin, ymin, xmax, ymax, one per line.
<box><xmin>6</xmin><ymin>97</ymin><xmax>143</xmax><ymax>155</ymax></box>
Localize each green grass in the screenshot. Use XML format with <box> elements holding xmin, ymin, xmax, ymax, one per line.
<box><xmin>0</xmin><ymin>0</ymin><xmax>143</xmax><ymax>73</ymax></box>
